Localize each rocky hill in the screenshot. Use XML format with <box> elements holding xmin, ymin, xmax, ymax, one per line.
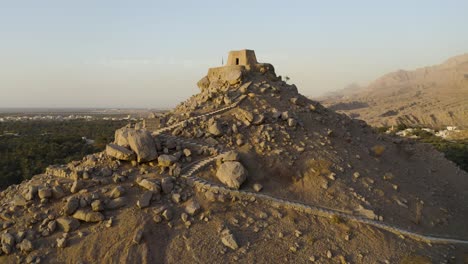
<box><xmin>0</xmin><ymin>50</ymin><xmax>467</xmax><ymax>263</ymax></box>
<box><xmin>320</xmin><ymin>54</ymin><xmax>468</xmax><ymax>129</ymax></box>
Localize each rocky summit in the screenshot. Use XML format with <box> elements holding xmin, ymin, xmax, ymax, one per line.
<box><xmin>0</xmin><ymin>50</ymin><xmax>467</xmax><ymax>264</ymax></box>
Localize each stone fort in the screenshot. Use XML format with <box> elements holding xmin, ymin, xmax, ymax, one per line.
<box><xmin>226</xmin><ymin>49</ymin><xmax>258</xmax><ymax>66</ymax></box>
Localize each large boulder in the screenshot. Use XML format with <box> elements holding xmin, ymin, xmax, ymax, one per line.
<box><xmin>106</xmin><ymin>143</ymin><xmax>136</xmax><ymax>161</ymax></box>
<box><xmin>114</xmin><ymin>128</ymin><xmax>158</xmax><ymax>162</ymax></box>
<box><xmin>216</xmin><ymin>161</ymin><xmax>248</xmax><ymax>189</ymax></box>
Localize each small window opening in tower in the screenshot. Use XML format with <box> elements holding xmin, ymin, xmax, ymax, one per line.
<box><xmin>236</xmin><ymin>58</ymin><xmax>239</xmax><ymax>65</ymax></box>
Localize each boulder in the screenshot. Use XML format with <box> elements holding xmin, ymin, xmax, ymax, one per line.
<box><xmin>137</xmin><ymin>191</ymin><xmax>153</xmax><ymax>209</ymax></box>
<box><xmin>57</xmin><ymin>237</ymin><xmax>67</xmax><ymax>248</ymax></box>
<box><xmin>208</xmin><ymin>79</ymin><xmax>225</xmax><ymax>91</ymax></box>
<box><xmin>1</xmin><ymin>233</ymin><xmax>15</xmax><ymax>254</ymax></box>
<box><xmin>17</xmin><ymin>239</ymin><xmax>33</xmax><ymax>253</ymax></box>
<box><xmin>252</xmin><ymin>114</ymin><xmax>265</xmax><ymax>125</ymax></box>
<box><xmin>172</xmin><ymin>193</ymin><xmax>181</xmax><ymax>203</ymax></box>
<box><xmin>12</xmin><ymin>195</ymin><xmax>27</xmax><ymax>207</ymax></box>
<box><xmin>91</xmin><ymin>200</ymin><xmax>104</xmax><ymax>211</ymax></box>
<box><xmin>272</xmin><ymin>110</ymin><xmax>282</xmax><ymax>119</ymax></box>
<box><xmin>24</xmin><ymin>186</ymin><xmax>37</xmax><ymax>201</ymax></box>
<box><xmin>128</xmin><ymin>130</ymin><xmax>158</xmax><ymax>162</ymax></box>
<box><xmin>133</xmin><ymin>229</ymin><xmax>144</xmax><ymax>244</ymax></box>
<box><xmin>158</xmin><ymin>155</ymin><xmax>177</xmax><ymax>167</ymax></box>
<box><xmin>63</xmin><ymin>197</ymin><xmax>79</xmax><ymax>215</ymax></box>
<box><xmin>72</xmin><ymin>209</ymin><xmax>105</xmax><ymax>222</ymax></box>
<box><xmin>70</xmin><ymin>180</ymin><xmax>83</xmax><ymax>193</ymax></box>
<box><xmin>185</xmin><ymin>199</ymin><xmax>201</xmax><ymax>216</ymax></box>
<box><xmin>238</xmin><ymin>81</ymin><xmax>252</xmax><ymax>94</ymax></box>
<box><xmin>57</xmin><ymin>217</ymin><xmax>80</xmax><ymax>232</ymax></box>
<box><xmin>114</xmin><ymin>128</ymin><xmax>131</xmax><ymax>147</ymax></box>
<box><xmin>100</xmin><ymin>168</ymin><xmax>113</xmax><ymax>177</ymax></box>
<box><xmin>109</xmin><ymin>186</ymin><xmax>126</xmax><ymax>199</ymax></box>
<box><xmin>183</xmin><ymin>148</ymin><xmax>192</xmax><ymax>157</ymax></box>
<box><xmin>115</xmin><ymin>128</ymin><xmax>158</xmax><ymax>162</ymax></box>
<box><xmin>106</xmin><ymin>144</ymin><xmax>136</xmax><ymax>161</ymax></box>
<box><xmin>106</xmin><ymin>197</ymin><xmax>127</xmax><ymax>210</ymax></box>
<box><xmin>216</xmin><ymin>161</ymin><xmax>248</xmax><ymax>189</ymax></box>
<box><xmin>288</xmin><ymin>118</ymin><xmax>297</xmax><ymax>127</ymax></box>
<box><xmin>161</xmin><ymin>177</ymin><xmax>174</xmax><ymax>194</ymax></box>
<box><xmin>221</xmin><ymin>229</ymin><xmax>239</xmax><ymax>250</ymax></box>
<box><xmin>52</xmin><ymin>185</ymin><xmax>65</xmax><ymax>199</ymax></box>
<box><xmin>253</xmin><ymin>183</ymin><xmax>263</xmax><ymax>192</ymax></box>
<box><xmin>235</xmin><ymin>109</ymin><xmax>254</xmax><ymax>126</ymax></box>
<box><xmin>137</xmin><ymin>179</ymin><xmax>160</xmax><ymax>192</ymax></box>
<box><xmin>208</xmin><ymin>121</ymin><xmax>223</xmax><ymax>136</ymax></box>
<box><xmin>221</xmin><ymin>151</ymin><xmax>240</xmax><ymax>162</ymax></box>
<box><xmin>48</xmin><ymin>220</ymin><xmax>57</xmax><ymax>232</ymax></box>
<box><xmin>162</xmin><ymin>209</ymin><xmax>173</xmax><ymax>220</ymax></box>
<box><xmin>38</xmin><ymin>187</ymin><xmax>52</xmax><ymax>199</ymax></box>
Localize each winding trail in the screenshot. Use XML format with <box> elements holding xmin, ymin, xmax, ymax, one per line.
<box><xmin>152</xmin><ymin>95</ymin><xmax>247</xmax><ymax>136</ymax></box>
<box><xmin>152</xmin><ymin>98</ymin><xmax>468</xmax><ymax>245</ymax></box>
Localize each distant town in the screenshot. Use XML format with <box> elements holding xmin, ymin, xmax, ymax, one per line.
<box><xmin>0</xmin><ymin>114</ymin><xmax>142</xmax><ymax>123</ymax></box>
<box><xmin>0</xmin><ymin>108</ymin><xmax>168</xmax><ymax>123</ymax></box>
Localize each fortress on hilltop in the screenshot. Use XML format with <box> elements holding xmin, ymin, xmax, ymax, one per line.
<box><xmin>226</xmin><ymin>49</ymin><xmax>258</xmax><ymax>66</ymax></box>
<box><xmin>204</xmin><ymin>49</ymin><xmax>276</xmax><ymax>88</ymax></box>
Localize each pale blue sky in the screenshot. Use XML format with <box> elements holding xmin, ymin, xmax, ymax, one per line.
<box><xmin>0</xmin><ymin>1</ymin><xmax>467</xmax><ymax>108</ymax></box>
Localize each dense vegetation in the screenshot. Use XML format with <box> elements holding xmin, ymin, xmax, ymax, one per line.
<box><xmin>376</xmin><ymin>126</ymin><xmax>468</xmax><ymax>172</ymax></box>
<box><xmin>0</xmin><ymin>120</ymin><xmax>127</xmax><ymax>188</ymax></box>
<box><xmin>1</xmin><ymin>120</ymin><xmax>466</xmax><ymax>190</ymax></box>
<box><xmin>415</xmin><ymin>131</ymin><xmax>468</xmax><ymax>172</ymax></box>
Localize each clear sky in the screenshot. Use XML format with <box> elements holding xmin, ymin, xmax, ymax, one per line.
<box><xmin>1</xmin><ymin>0</ymin><xmax>467</xmax><ymax>108</ymax></box>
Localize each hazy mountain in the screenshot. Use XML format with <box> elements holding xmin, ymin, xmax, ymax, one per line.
<box><xmin>320</xmin><ymin>53</ymin><xmax>468</xmax><ymax>128</ymax></box>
